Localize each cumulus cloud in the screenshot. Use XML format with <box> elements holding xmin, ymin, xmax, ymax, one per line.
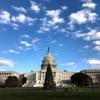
<box><xmin>66</xmin><ymin>62</ymin><xmax>75</xmax><ymax>66</ymax></box>
<box><xmin>21</xmin><ymin>34</ymin><xmax>31</xmax><ymax>39</ymax></box>
<box><xmin>87</xmin><ymin>59</ymin><xmax>100</xmax><ymax>65</ymax></box>
<box><xmin>30</xmin><ymin>1</ymin><xmax>40</xmax><ymax>13</ymax></box>
<box><xmin>0</xmin><ymin>59</ymin><xmax>14</xmax><ymax>67</ymax></box>
<box><xmin>11</xmin><ymin>23</ymin><xmax>19</xmax><ymax>30</ymax></box>
<box><xmin>38</xmin><ymin>9</ymin><xmax>64</xmax><ymax>33</ymax></box>
<box><xmin>12</xmin><ymin>5</ymin><xmax>27</xmax><ymax>13</ymax></box>
<box><xmin>20</xmin><ymin>41</ymin><xmax>31</xmax><ymax>47</ymax></box>
<box><xmin>19</xmin><ymin>38</ymin><xmax>40</xmax><ymax>50</ymax></box>
<box><xmin>82</xmin><ymin>1</ymin><xmax>96</xmax><ymax>9</ymax></box>
<box><xmin>74</xmin><ymin>29</ymin><xmax>100</xmax><ymax>41</ymax></box>
<box><xmin>83</xmin><ymin>45</ymin><xmax>90</xmax><ymax>49</ymax></box>
<box><xmin>87</xmin><ymin>59</ymin><xmax>100</xmax><ymax>69</ymax></box>
<box><xmin>73</xmin><ymin>29</ymin><xmax>100</xmax><ymax>52</ymax></box>
<box><xmin>0</xmin><ymin>10</ymin><xmax>11</xmax><ymax>24</ymax></box>
<box><xmin>11</xmin><ymin>14</ymin><xmax>35</xmax><ymax>24</ymax></box>
<box><xmin>68</xmin><ymin>1</ymin><xmax>97</xmax><ymax>29</ymax></box>
<box><xmin>91</xmin><ymin>31</ymin><xmax>100</xmax><ymax>40</ymax></box>
<box><xmin>86</xmin><ymin>30</ymin><xmax>100</xmax><ymax>41</ymax></box>
<box><xmin>93</xmin><ymin>46</ymin><xmax>100</xmax><ymax>51</ymax></box>
<box><xmin>46</xmin><ymin>10</ymin><xmax>64</xmax><ymax>25</ymax></box>
<box><xmin>93</xmin><ymin>40</ymin><xmax>100</xmax><ymax>51</ymax></box>
<box><xmin>0</xmin><ymin>10</ymin><xmax>36</xmax><ymax>29</ymax></box>
<box><xmin>8</xmin><ymin>50</ymin><xmax>20</xmax><ymax>54</ymax></box>
<box><xmin>93</xmin><ymin>41</ymin><xmax>100</xmax><ymax>45</ymax></box>
<box><xmin>32</xmin><ymin>38</ymin><xmax>40</xmax><ymax>44</ymax></box>
<box><xmin>62</xmin><ymin>6</ymin><xmax>68</xmax><ymax>10</ymax></box>
<box><xmin>69</xmin><ymin>9</ymin><xmax>97</xmax><ymax>25</ymax></box>
<box><xmin>83</xmin><ymin>29</ymin><xmax>98</xmax><ymax>41</ymax></box>
<box><xmin>51</xmin><ymin>40</ymin><xmax>56</xmax><ymax>44</ymax></box>
<box><xmin>62</xmin><ymin>62</ymin><xmax>76</xmax><ymax>70</ymax></box>
<box><xmin>11</xmin><ymin>23</ymin><xmax>19</xmax><ymax>27</ymax></box>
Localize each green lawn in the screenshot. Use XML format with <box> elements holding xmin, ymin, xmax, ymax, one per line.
<box><xmin>0</xmin><ymin>87</ymin><xmax>100</xmax><ymax>100</ymax></box>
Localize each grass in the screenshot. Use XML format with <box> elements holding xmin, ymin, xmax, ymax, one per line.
<box><xmin>0</xmin><ymin>87</ymin><xmax>100</xmax><ymax>100</ymax></box>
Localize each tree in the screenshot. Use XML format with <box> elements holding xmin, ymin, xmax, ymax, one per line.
<box><xmin>43</xmin><ymin>64</ymin><xmax>56</xmax><ymax>90</ymax></box>
<box><xmin>21</xmin><ymin>77</ymin><xmax>27</xmax><ymax>85</ymax></box>
<box><xmin>71</xmin><ymin>72</ymin><xmax>93</xmax><ymax>86</ymax></box>
<box><xmin>5</xmin><ymin>76</ymin><xmax>21</xmax><ymax>87</ymax></box>
<box><xmin>0</xmin><ymin>81</ymin><xmax>5</xmax><ymax>88</ymax></box>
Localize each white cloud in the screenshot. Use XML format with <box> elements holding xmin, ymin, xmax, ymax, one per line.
<box><xmin>62</xmin><ymin>62</ymin><xmax>76</xmax><ymax>70</ymax></box>
<box><xmin>87</xmin><ymin>59</ymin><xmax>100</xmax><ymax>65</ymax></box>
<box><xmin>74</xmin><ymin>30</ymin><xmax>100</xmax><ymax>51</ymax></box>
<box><xmin>12</xmin><ymin>5</ymin><xmax>27</xmax><ymax>13</ymax></box>
<box><xmin>46</xmin><ymin>10</ymin><xmax>64</xmax><ymax>25</ymax></box>
<box><xmin>93</xmin><ymin>41</ymin><xmax>100</xmax><ymax>45</ymax></box>
<box><xmin>69</xmin><ymin>9</ymin><xmax>97</xmax><ymax>25</ymax></box>
<box><xmin>11</xmin><ymin>23</ymin><xmax>19</xmax><ymax>30</ymax></box>
<box><xmin>13</xmin><ymin>27</ymin><xmax>18</xmax><ymax>30</ymax></box>
<box><xmin>38</xmin><ymin>18</ymin><xmax>50</xmax><ymax>33</ymax></box>
<box><xmin>60</xmin><ymin>28</ymin><xmax>67</xmax><ymax>33</ymax></box>
<box><xmin>58</xmin><ymin>43</ymin><xmax>63</xmax><ymax>47</ymax></box>
<box><xmin>82</xmin><ymin>1</ymin><xmax>96</xmax><ymax>9</ymax></box>
<box><xmin>20</xmin><ymin>41</ymin><xmax>31</xmax><ymax>47</ymax></box>
<box><xmin>38</xmin><ymin>10</ymin><xmax>64</xmax><ymax>33</ymax></box>
<box><xmin>93</xmin><ymin>41</ymin><xmax>100</xmax><ymax>52</ymax></box>
<box><xmin>0</xmin><ymin>10</ymin><xmax>35</xmax><ymax>28</ymax></box>
<box><xmin>8</xmin><ymin>50</ymin><xmax>19</xmax><ymax>54</ymax></box>
<box><xmin>66</xmin><ymin>62</ymin><xmax>75</xmax><ymax>66</ymax></box>
<box><xmin>92</xmin><ymin>32</ymin><xmax>100</xmax><ymax>40</ymax></box>
<box><xmin>11</xmin><ymin>14</ymin><xmax>34</xmax><ymax>24</ymax></box>
<box><xmin>83</xmin><ymin>45</ymin><xmax>90</xmax><ymax>49</ymax></box>
<box><xmin>75</xmin><ymin>33</ymin><xmax>86</xmax><ymax>38</ymax></box>
<box><xmin>74</xmin><ymin>29</ymin><xmax>100</xmax><ymax>41</ymax></box>
<box><xmin>85</xmin><ymin>30</ymin><xmax>100</xmax><ymax>41</ymax></box>
<box><xmin>87</xmin><ymin>59</ymin><xmax>100</xmax><ymax>69</ymax></box>
<box><xmin>68</xmin><ymin>1</ymin><xmax>97</xmax><ymax>29</ymax></box>
<box><xmin>51</xmin><ymin>40</ymin><xmax>56</xmax><ymax>44</ymax></box>
<box><xmin>19</xmin><ymin>38</ymin><xmax>40</xmax><ymax>51</ymax></box>
<box><xmin>32</xmin><ymin>38</ymin><xmax>40</xmax><ymax>44</ymax></box>
<box><xmin>12</xmin><ymin>23</ymin><xmax>19</xmax><ymax>27</ymax></box>
<box><xmin>83</xmin><ymin>29</ymin><xmax>97</xmax><ymax>41</ymax></box>
<box><xmin>62</xmin><ymin>6</ymin><xmax>68</xmax><ymax>10</ymax></box>
<box><xmin>21</xmin><ymin>34</ymin><xmax>31</xmax><ymax>39</ymax></box>
<box><xmin>94</xmin><ymin>46</ymin><xmax>100</xmax><ymax>51</ymax></box>
<box><xmin>47</xmin><ymin>10</ymin><xmax>60</xmax><ymax>17</ymax></box>
<box><xmin>88</xmin><ymin>12</ymin><xmax>97</xmax><ymax>22</ymax></box>
<box><xmin>0</xmin><ymin>59</ymin><xmax>14</xmax><ymax>67</ymax></box>
<box><xmin>30</xmin><ymin>1</ymin><xmax>40</xmax><ymax>13</ymax></box>
<box><xmin>17</xmin><ymin>46</ymin><xmax>24</xmax><ymax>51</ymax></box>
<box><xmin>0</xmin><ymin>10</ymin><xmax>11</xmax><ymax>24</ymax></box>
<box><xmin>69</xmin><ymin>10</ymin><xmax>87</xmax><ymax>24</ymax></box>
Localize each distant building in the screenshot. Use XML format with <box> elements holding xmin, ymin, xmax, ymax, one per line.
<box><xmin>23</xmin><ymin>48</ymin><xmax>74</xmax><ymax>87</ymax></box>
<box><xmin>0</xmin><ymin>71</ymin><xmax>19</xmax><ymax>84</ymax></box>
<box><xmin>81</xmin><ymin>69</ymin><xmax>100</xmax><ymax>84</ymax></box>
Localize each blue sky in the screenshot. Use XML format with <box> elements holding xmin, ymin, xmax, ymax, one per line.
<box><xmin>0</xmin><ymin>0</ymin><xmax>100</xmax><ymax>73</ymax></box>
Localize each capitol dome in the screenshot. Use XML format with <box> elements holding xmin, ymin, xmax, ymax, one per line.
<box><xmin>41</xmin><ymin>48</ymin><xmax>57</xmax><ymax>71</ymax></box>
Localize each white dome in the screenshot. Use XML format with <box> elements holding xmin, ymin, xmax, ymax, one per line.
<box><xmin>41</xmin><ymin>48</ymin><xmax>57</xmax><ymax>71</ymax></box>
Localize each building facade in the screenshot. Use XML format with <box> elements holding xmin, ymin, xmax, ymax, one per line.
<box><xmin>0</xmin><ymin>71</ymin><xmax>19</xmax><ymax>84</ymax></box>
<box><xmin>81</xmin><ymin>69</ymin><xmax>100</xmax><ymax>84</ymax></box>
<box><xmin>23</xmin><ymin>48</ymin><xmax>74</xmax><ymax>87</ymax></box>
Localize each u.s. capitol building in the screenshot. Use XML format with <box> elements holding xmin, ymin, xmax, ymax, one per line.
<box><xmin>23</xmin><ymin>48</ymin><xmax>74</xmax><ymax>87</ymax></box>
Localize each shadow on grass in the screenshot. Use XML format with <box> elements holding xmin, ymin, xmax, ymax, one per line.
<box><xmin>0</xmin><ymin>88</ymin><xmax>100</xmax><ymax>100</ymax></box>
